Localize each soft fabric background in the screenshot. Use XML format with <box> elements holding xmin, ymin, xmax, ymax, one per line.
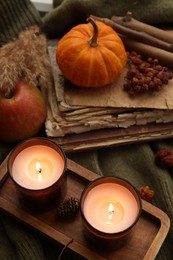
<box><xmin>42</xmin><ymin>0</ymin><xmax>173</xmax><ymax>37</ymax></box>
<box><xmin>0</xmin><ymin>0</ymin><xmax>173</xmax><ymax>259</ymax></box>
<box><xmin>0</xmin><ymin>0</ymin><xmax>42</xmax><ymax>46</ymax></box>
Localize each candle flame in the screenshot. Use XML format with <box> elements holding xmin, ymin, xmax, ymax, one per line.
<box><xmin>36</xmin><ymin>162</ymin><xmax>43</xmax><ymax>182</ymax></box>
<box><xmin>36</xmin><ymin>162</ymin><xmax>42</xmax><ymax>173</ymax></box>
<box><xmin>108</xmin><ymin>203</ymin><xmax>114</xmax><ymax>220</ymax></box>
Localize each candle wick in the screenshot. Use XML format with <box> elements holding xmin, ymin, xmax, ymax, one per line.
<box><xmin>108</xmin><ymin>209</ymin><xmax>114</xmax><ymax>220</ymax></box>
<box><xmin>38</xmin><ymin>168</ymin><xmax>42</xmax><ymax>173</ymax></box>
<box><xmin>109</xmin><ymin>209</ymin><xmax>114</xmax><ymax>215</ymax></box>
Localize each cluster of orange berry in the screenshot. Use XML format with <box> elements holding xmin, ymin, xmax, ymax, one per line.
<box><xmin>123</xmin><ymin>51</ymin><xmax>173</xmax><ymax>95</ymax></box>
<box><xmin>138</xmin><ymin>186</ymin><xmax>154</xmax><ymax>202</ymax></box>
<box><xmin>155</xmin><ymin>147</ymin><xmax>173</xmax><ymax>167</ymax></box>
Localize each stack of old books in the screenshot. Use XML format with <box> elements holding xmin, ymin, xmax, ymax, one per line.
<box><xmin>42</xmin><ymin>45</ymin><xmax>173</xmax><ymax>151</ymax></box>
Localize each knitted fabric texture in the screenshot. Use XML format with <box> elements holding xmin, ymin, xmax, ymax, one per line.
<box><xmin>0</xmin><ymin>0</ymin><xmax>42</xmax><ymax>46</ymax></box>
<box><xmin>42</xmin><ymin>0</ymin><xmax>173</xmax><ymax>38</ymax></box>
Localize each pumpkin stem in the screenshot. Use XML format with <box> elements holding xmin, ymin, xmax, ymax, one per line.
<box><xmin>87</xmin><ymin>17</ymin><xmax>98</xmax><ymax>47</ymax></box>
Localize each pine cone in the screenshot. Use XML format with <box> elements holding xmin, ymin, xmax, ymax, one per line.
<box><xmin>57</xmin><ymin>197</ymin><xmax>80</xmax><ymax>218</ymax></box>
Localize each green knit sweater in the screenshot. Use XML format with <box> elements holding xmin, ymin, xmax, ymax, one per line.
<box><xmin>42</xmin><ymin>0</ymin><xmax>173</xmax><ymax>37</ymax></box>
<box><xmin>0</xmin><ymin>0</ymin><xmax>42</xmax><ymax>46</ymax></box>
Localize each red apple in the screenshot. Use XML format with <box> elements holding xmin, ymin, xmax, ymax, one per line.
<box><xmin>0</xmin><ymin>81</ymin><xmax>47</xmax><ymax>143</ymax></box>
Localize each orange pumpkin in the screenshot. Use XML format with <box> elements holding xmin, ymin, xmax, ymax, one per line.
<box><xmin>56</xmin><ymin>17</ymin><xmax>127</xmax><ymax>87</ymax></box>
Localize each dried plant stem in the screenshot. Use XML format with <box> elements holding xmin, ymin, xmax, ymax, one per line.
<box><xmin>0</xmin><ymin>26</ymin><xmax>53</xmax><ymax>98</ymax></box>
<box><xmin>90</xmin><ymin>14</ymin><xmax>173</xmax><ymax>52</ymax></box>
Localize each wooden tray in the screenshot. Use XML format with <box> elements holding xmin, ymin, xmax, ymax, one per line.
<box><xmin>0</xmin><ymin>155</ymin><xmax>170</xmax><ymax>260</ymax></box>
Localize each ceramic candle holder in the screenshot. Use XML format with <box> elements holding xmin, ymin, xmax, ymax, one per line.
<box><xmin>8</xmin><ymin>137</ymin><xmax>67</xmax><ymax>210</ymax></box>
<box><xmin>80</xmin><ymin>176</ymin><xmax>142</xmax><ymax>249</ymax></box>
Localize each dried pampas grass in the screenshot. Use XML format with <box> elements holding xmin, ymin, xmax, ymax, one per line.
<box><xmin>0</xmin><ymin>25</ymin><xmax>53</xmax><ymax>98</ymax></box>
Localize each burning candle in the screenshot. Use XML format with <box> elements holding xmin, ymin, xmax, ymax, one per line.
<box><xmin>11</xmin><ymin>143</ymin><xmax>64</xmax><ymax>190</ymax></box>
<box><xmin>80</xmin><ymin>177</ymin><xmax>142</xmax><ymax>248</ymax></box>
<box><xmin>8</xmin><ymin>138</ymin><xmax>67</xmax><ymax>209</ymax></box>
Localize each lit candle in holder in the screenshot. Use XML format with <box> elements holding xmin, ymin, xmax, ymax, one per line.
<box><xmin>80</xmin><ymin>177</ymin><xmax>142</xmax><ymax>248</ymax></box>
<box><xmin>8</xmin><ymin>137</ymin><xmax>67</xmax><ymax>210</ymax></box>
